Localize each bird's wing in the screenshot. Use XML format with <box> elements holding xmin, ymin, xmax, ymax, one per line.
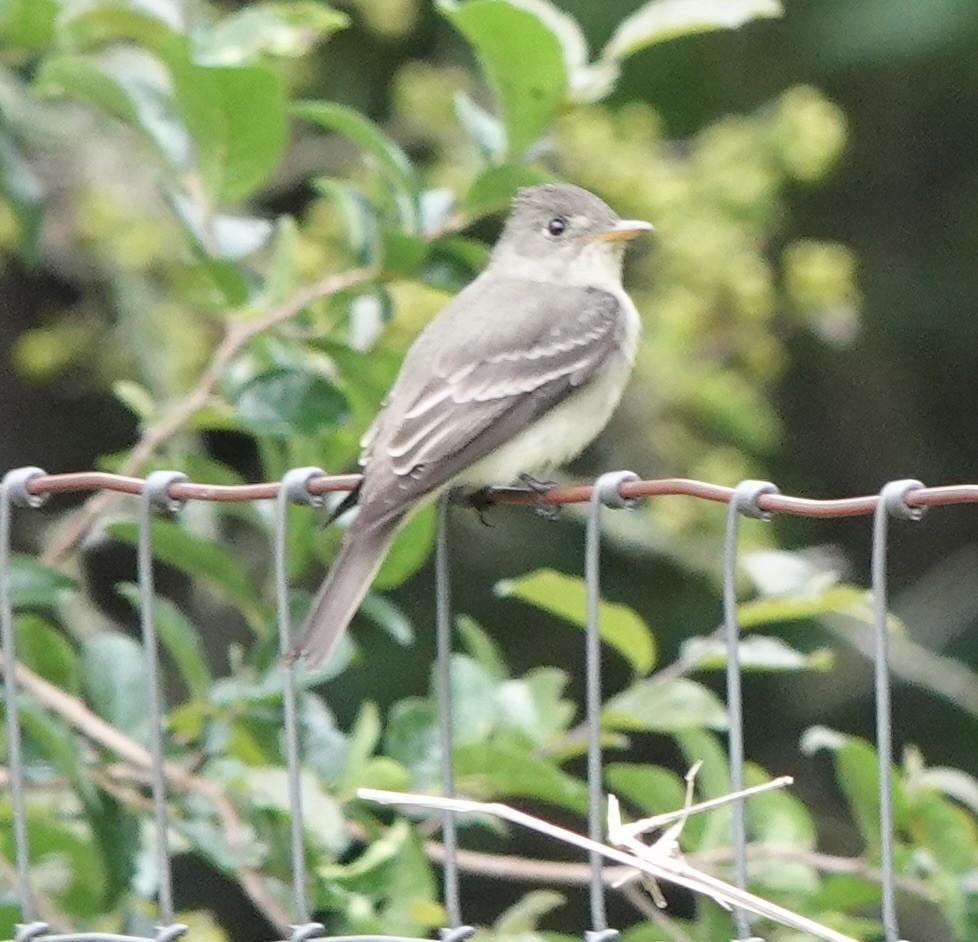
<box><xmin>360</xmin><ymin>283</ymin><xmax>625</xmax><ymax>513</ymax></box>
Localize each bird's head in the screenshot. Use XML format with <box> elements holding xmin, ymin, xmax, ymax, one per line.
<box><xmin>488</xmin><ymin>183</ymin><xmax>652</xmax><ymax>289</ymax></box>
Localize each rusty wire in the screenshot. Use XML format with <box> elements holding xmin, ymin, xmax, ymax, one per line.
<box><xmin>18</xmin><ymin>469</ymin><xmax>978</xmax><ymax>515</ymax></box>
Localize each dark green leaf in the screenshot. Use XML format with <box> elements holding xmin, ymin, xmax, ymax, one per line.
<box><xmin>116</xmin><ymin>584</ymin><xmax>211</xmax><ymax>701</ymax></box>
<box><xmin>374</xmin><ymin>504</ymin><xmax>436</xmax><ymax>590</ymax></box>
<box><xmin>604</xmin><ymin>678</ymin><xmax>727</xmax><ymax>732</ymax></box>
<box><xmin>497</xmin><ymin>568</ymin><xmax>656</xmax><ymax>674</ymax></box>
<box><xmin>235</xmin><ymin>366</ymin><xmax>351</xmax><ymax>439</ymax></box>
<box><xmin>7</xmin><ymin>554</ymin><xmax>75</xmax><ymax>608</ymax></box>
<box><xmin>81</xmin><ymin>633</ymin><xmax>150</xmax><ymax>739</ymax></box>
<box><xmin>494</xmin><ymin>891</ymin><xmax>565</xmax><ymax>933</ymax></box>
<box><xmin>193</xmin><ymin>2</ymin><xmax>349</xmax><ymax>66</ymax></box>
<box><xmin>106</xmin><ymin>518</ymin><xmax>267</xmax><ymax>630</ymax></box>
<box><xmin>456</xmin><ymin>614</ymin><xmax>509</xmax><ymax>680</ymax></box>
<box><xmin>605</xmin><ymin>763</ymin><xmax>686</xmax><ymax>816</ymax></box>
<box><xmin>438</xmin><ymin>0</ymin><xmax>567</xmax><ymax>158</ymax></box>
<box><xmin>295</xmin><ymin>100</ymin><xmax>420</xmax><ymax>230</ymax></box>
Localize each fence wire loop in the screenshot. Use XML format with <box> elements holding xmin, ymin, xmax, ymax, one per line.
<box><xmin>437</xmin><ymin>927</ymin><xmax>475</xmax><ymax>942</ymax></box>
<box><xmin>880</xmin><ymin>479</ymin><xmax>927</xmax><ymax>522</ymax></box>
<box><xmin>144</xmin><ymin>471</ymin><xmax>189</xmax><ymax>515</ymax></box>
<box><xmin>289</xmin><ymin>923</ymin><xmax>325</xmax><ymax>942</ymax></box>
<box><xmin>731</xmin><ymin>480</ymin><xmax>780</xmax><ymax>521</ymax></box>
<box><xmin>153</xmin><ymin>925</ymin><xmax>188</xmax><ymax>942</ymax></box>
<box><xmin>3</xmin><ymin>468</ymin><xmax>49</xmax><ymax>509</ymax></box>
<box><xmin>137</xmin><ymin>473</ymin><xmax>185</xmax><ymax>926</ymax></box>
<box><xmin>282</xmin><ymin>467</ymin><xmax>328</xmax><ymax>508</ymax></box>
<box><xmin>13</xmin><ymin>924</ymin><xmax>48</xmax><ymax>942</ymax></box>
<box><xmin>871</xmin><ymin>480</ymin><xmax>924</xmax><ymax>942</ymax></box>
<box><xmin>593</xmin><ymin>470</ymin><xmax>640</xmax><ymax>509</ymax></box>
<box><xmin>583</xmin><ymin>472</ymin><xmax>641</xmax><ymax>935</ymax></box>
<box><xmin>722</xmin><ymin>481</ymin><xmax>778</xmax><ymax>942</ymax></box>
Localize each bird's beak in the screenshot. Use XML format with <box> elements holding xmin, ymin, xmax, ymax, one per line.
<box><xmin>591</xmin><ymin>219</ymin><xmax>654</xmax><ymax>242</ymax></box>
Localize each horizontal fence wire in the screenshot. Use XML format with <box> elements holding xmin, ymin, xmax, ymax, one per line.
<box><xmin>1</xmin><ymin>466</ymin><xmax>956</xmax><ymax>942</ymax></box>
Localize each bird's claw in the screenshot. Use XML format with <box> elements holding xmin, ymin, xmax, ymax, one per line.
<box><xmin>519</xmin><ymin>473</ymin><xmax>560</xmax><ymax>520</ymax></box>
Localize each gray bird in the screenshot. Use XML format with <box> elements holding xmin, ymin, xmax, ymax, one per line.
<box><xmin>292</xmin><ymin>183</ymin><xmax>651</xmax><ymax>665</ymax></box>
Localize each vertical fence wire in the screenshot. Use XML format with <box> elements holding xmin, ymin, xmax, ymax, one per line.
<box><xmin>0</xmin><ymin>471</ymin><xmax>42</xmax><ymax>926</ymax></box>
<box><xmin>584</xmin><ymin>472</ymin><xmax>639</xmax><ymax>938</ymax></box>
<box><xmin>435</xmin><ymin>493</ymin><xmax>462</xmax><ymax>931</ymax></box>
<box><xmin>871</xmin><ymin>480</ymin><xmax>924</xmax><ymax>942</ymax></box>
<box><xmin>274</xmin><ymin>468</ymin><xmax>327</xmax><ymax>931</ymax></box>
<box><xmin>138</xmin><ymin>471</ymin><xmax>189</xmax><ymax>929</ymax></box>
<box><xmin>723</xmin><ymin>482</ymin><xmax>779</xmax><ymax>942</ymax></box>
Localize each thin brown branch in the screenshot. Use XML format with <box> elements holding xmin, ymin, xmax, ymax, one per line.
<box><xmin>41</xmin><ymin>266</ymin><xmax>373</xmax><ymax>566</ymax></box>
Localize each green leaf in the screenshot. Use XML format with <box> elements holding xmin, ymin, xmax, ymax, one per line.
<box><xmin>235</xmin><ymin>366</ymin><xmax>351</xmax><ymax>439</ymax></box>
<box><xmin>454</xmin><ymin>91</ymin><xmax>506</xmax><ymax>161</ymax></box>
<box><xmin>314</xmin><ymin>178</ymin><xmax>382</xmax><ymax>265</ymax></box>
<box><xmin>455</xmin><ymin>734</ymin><xmax>590</xmax><ymax>814</ymax></box>
<box><xmin>193</xmin><ymin>2</ymin><xmax>349</xmax><ymax>66</ymax></box>
<box><xmin>373</xmin><ymin>504</ymin><xmax>437</xmax><ymax>590</ymax></box>
<box><xmin>19</xmin><ymin>700</ymin><xmax>99</xmax><ymax>807</ymax></box>
<box><xmin>245</xmin><ymin>767</ymin><xmax>348</xmax><ymax>852</ymax></box>
<box><xmin>605</xmin><ymin>763</ymin><xmax>687</xmax><ymax>816</ymax></box>
<box><xmin>106</xmin><ymin>518</ymin><xmax>267</xmax><ymax>631</ymax></box>
<box><xmin>738</xmin><ymin>584</ymin><xmax>869</xmax><ymax>629</ymax></box>
<box><xmin>56</xmin><ymin>0</ymin><xmax>183</xmax><ymax>49</ymax></box>
<box><xmin>168</xmin><ymin>55</ymin><xmax>289</xmax><ymax>202</ymax></box>
<box><xmin>116</xmin><ymin>584</ymin><xmax>211</xmax><ymax>701</ymax></box>
<box><xmin>168</xmin><ymin>188</ymin><xmax>274</xmax><ymax>260</ymax></box>
<box><xmin>7</xmin><ymin>554</ymin><xmax>75</xmax><ymax>608</ymax></box>
<box><xmin>600</xmin><ymin>0</ymin><xmax>783</xmax><ymax>61</ymax></box>
<box><xmin>35</xmin><ymin>48</ymin><xmax>190</xmax><ymax>168</ymax></box>
<box><xmin>0</xmin><ymin>0</ymin><xmax>58</xmax><ymax>48</ymax></box>
<box><xmin>360</xmin><ymin>593</ymin><xmax>414</xmax><ymax>646</ymax></box>
<box><xmin>679</xmin><ymin>634</ymin><xmax>834</xmax><ymax>672</ymax></box>
<box><xmin>801</xmin><ymin>727</ymin><xmax>907</xmax><ymax>854</ymax></box>
<box><xmin>462</xmin><ymin>163</ymin><xmax>551</xmax><ymax>219</ymax></box>
<box><xmin>0</xmin><ymin>805</ymin><xmax>107</xmax><ymax>917</ymax></box>
<box><xmin>439</xmin><ymin>0</ymin><xmax>567</xmax><ymax>158</ymax></box>
<box><xmin>496</xmin><ymin>667</ymin><xmax>575</xmax><ymax>745</ymax></box>
<box><xmin>494</xmin><ymin>890</ymin><xmax>565</xmax><ymax>932</ymax></box>
<box><xmin>0</xmin><ymin>129</ymin><xmax>44</xmax><ymax>258</ymax></box>
<box><xmin>15</xmin><ymin>615</ymin><xmax>79</xmax><ymax>694</ymax></box>
<box><xmin>384</xmin><ymin>697</ymin><xmax>440</xmax><ymax>790</ymax></box>
<box><xmin>295</xmin><ymin>101</ymin><xmax>420</xmax><ymax>230</ymax></box>
<box><xmin>81</xmin><ymin>633</ymin><xmax>150</xmax><ymax>739</ymax></box>
<box><xmin>457</xmin><ymin>614</ymin><xmax>509</xmax><ymax>680</ymax></box>
<box><xmin>604</xmin><ymin>678</ymin><xmax>727</xmax><ymax>732</ymax></box>
<box><xmin>443</xmin><ymin>654</ymin><xmax>499</xmax><ymax>743</ymax></box>
<box><xmin>496</xmin><ymin>568</ymin><xmax>656</xmax><ymax>674</ymax></box>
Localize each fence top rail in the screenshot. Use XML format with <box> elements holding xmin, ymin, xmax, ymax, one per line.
<box><xmin>13</xmin><ymin>470</ymin><xmax>978</xmax><ymax>517</ymax></box>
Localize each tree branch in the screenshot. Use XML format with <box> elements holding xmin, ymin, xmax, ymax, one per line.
<box><xmin>41</xmin><ymin>266</ymin><xmax>374</xmax><ymax>566</ymax></box>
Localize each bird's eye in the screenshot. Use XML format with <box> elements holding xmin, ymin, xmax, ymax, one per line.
<box><xmin>547</xmin><ymin>217</ymin><xmax>567</xmax><ymax>236</ymax></box>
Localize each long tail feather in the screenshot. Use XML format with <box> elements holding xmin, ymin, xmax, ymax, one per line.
<box><xmin>290</xmin><ymin>513</ymin><xmax>403</xmax><ymax>667</ymax></box>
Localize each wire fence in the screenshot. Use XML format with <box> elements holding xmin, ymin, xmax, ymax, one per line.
<box><xmin>1</xmin><ymin>465</ymin><xmax>967</xmax><ymax>942</ymax></box>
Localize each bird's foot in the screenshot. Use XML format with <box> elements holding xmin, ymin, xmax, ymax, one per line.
<box><xmin>518</xmin><ymin>473</ymin><xmax>560</xmax><ymax>520</ymax></box>
<box><xmin>467</xmin><ymin>487</ymin><xmax>497</xmax><ymax>527</ymax></box>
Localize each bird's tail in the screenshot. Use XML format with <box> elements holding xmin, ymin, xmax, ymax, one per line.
<box><xmin>290</xmin><ymin>513</ymin><xmax>403</xmax><ymax>667</ymax></box>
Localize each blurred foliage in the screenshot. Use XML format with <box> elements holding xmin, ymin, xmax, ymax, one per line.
<box><xmin>0</xmin><ymin>1</ymin><xmax>975</xmax><ymax>941</ymax></box>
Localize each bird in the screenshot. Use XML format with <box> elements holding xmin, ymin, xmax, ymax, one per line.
<box><xmin>291</xmin><ymin>183</ymin><xmax>652</xmax><ymax>666</ymax></box>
